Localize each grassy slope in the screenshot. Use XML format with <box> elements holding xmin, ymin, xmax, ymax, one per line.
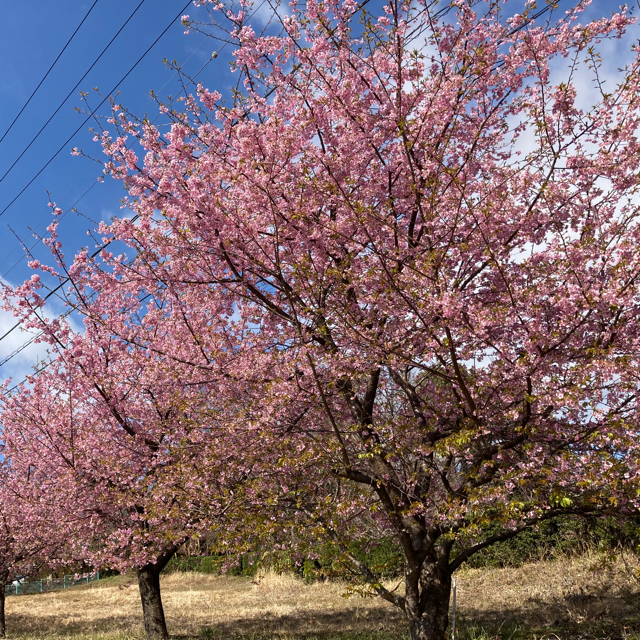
<box><xmin>6</xmin><ymin>553</ymin><xmax>640</xmax><ymax>640</ymax></box>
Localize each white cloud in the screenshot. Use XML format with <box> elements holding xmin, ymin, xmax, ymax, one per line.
<box><xmin>0</xmin><ymin>278</ymin><xmax>84</xmax><ymax>388</ymax></box>
<box><xmin>249</xmin><ymin>0</ymin><xmax>292</xmax><ymax>28</ymax></box>
<box><xmin>0</xmin><ymin>306</ymin><xmax>50</xmax><ymax>387</ymax></box>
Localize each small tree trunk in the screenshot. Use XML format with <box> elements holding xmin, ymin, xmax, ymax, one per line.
<box><xmin>405</xmin><ymin>561</ymin><xmax>452</xmax><ymax>640</ymax></box>
<box><xmin>0</xmin><ymin>582</ymin><xmax>6</xmax><ymax>639</ymax></box>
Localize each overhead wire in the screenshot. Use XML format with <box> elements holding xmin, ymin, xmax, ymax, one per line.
<box><xmin>0</xmin><ymin>0</ymin><xmax>192</xmax><ymax>219</ymax></box>
<box><xmin>0</xmin><ymin>0</ymin><xmax>196</xmax><ymax>354</ymax></box>
<box><xmin>0</xmin><ymin>14</ymin><xmax>235</xmax><ymax>372</ymax></box>
<box><xmin>0</xmin><ymin>0</ymin><xmax>268</xmax><ymax>282</ymax></box>
<box><xmin>0</xmin><ymin>0</ymin><xmax>149</xmax><ymax>187</ymax></box>
<box><xmin>0</xmin><ymin>33</ymin><xmax>216</xmax><ymax>279</ymax></box>
<box><xmin>0</xmin><ymin>0</ymin><xmax>100</xmax><ymax>146</ymax></box>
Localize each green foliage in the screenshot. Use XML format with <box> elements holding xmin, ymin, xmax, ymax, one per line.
<box><xmin>462</xmin><ymin>516</ymin><xmax>640</xmax><ymax>569</ymax></box>
<box><xmin>163</xmin><ymin>555</ymin><xmax>213</xmax><ymax>573</ymax></box>
<box><xmin>227</xmin><ymin>553</ymin><xmax>260</xmax><ymax>577</ymax></box>
<box><xmin>277</xmin><ymin>539</ymin><xmax>405</xmax><ymax>582</ymax></box>
<box><xmin>163</xmin><ymin>553</ymin><xmax>259</xmax><ymax>576</ymax></box>
<box><xmin>165</xmin><ymin>516</ymin><xmax>640</xmax><ymax>580</ymax></box>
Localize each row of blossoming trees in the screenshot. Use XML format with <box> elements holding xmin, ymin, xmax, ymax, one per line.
<box><xmin>2</xmin><ymin>0</ymin><xmax>640</xmax><ymax>639</ymax></box>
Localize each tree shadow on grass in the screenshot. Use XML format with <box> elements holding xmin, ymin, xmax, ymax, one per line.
<box><xmin>204</xmin><ymin>605</ymin><xmax>404</xmax><ymax>639</ymax></box>
<box><xmin>457</xmin><ymin>578</ymin><xmax>640</xmax><ymax>640</ymax></box>
<box><xmin>7</xmin><ymin>605</ymin><xmax>405</xmax><ymax>640</ymax></box>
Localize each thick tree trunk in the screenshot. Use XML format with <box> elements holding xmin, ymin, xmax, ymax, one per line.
<box><xmin>407</xmin><ymin>608</ymin><xmax>450</xmax><ymax>640</ymax></box>
<box><xmin>137</xmin><ymin>563</ymin><xmax>168</xmax><ymax>640</ymax></box>
<box><xmin>137</xmin><ymin>546</ymin><xmax>179</xmax><ymax>640</ymax></box>
<box><xmin>405</xmin><ymin>561</ymin><xmax>452</xmax><ymax>640</ymax></box>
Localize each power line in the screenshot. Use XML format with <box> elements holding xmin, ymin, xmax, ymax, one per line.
<box><xmin>0</xmin><ymin>0</ymin><xmax>100</xmax><ymax>146</ymax></box>
<box><xmin>0</xmin><ymin>32</ymin><xmax>225</xmax><ymax>292</ymax></box>
<box><xmin>3</xmin><ymin>0</ymin><xmax>496</xmax><ymax>377</ymax></box>
<box><xmin>0</xmin><ymin>0</ymin><xmax>266</xmax><ymax>282</ymax></box>
<box><xmin>0</xmin><ymin>0</ymin><xmax>148</xmax><ymax>187</ymax></box>
<box><xmin>0</xmin><ymin>0</ymin><xmax>411</xmax><ymax>384</ymax></box>
<box><xmin>0</xmin><ymin>34</ymin><xmax>216</xmax><ymax>280</ymax></box>
<box><xmin>0</xmin><ymin>0</ymin><xmax>192</xmax><ymax>220</ymax></box>
<box><xmin>0</xmin><ymin>26</ymin><xmax>245</xmax><ymax>371</ymax></box>
<box><xmin>0</xmin><ymin>0</ymin><xmax>195</xmax><ymax>349</ymax></box>
<box><xmin>0</xmin><ymin>0</ymin><xmax>433</xmax><ymax>364</ymax></box>
<box><xmin>0</xmin><ymin>41</ymin><xmax>213</xmax><ymax>349</ymax></box>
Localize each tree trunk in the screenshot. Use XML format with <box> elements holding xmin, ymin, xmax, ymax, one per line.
<box><xmin>405</xmin><ymin>561</ymin><xmax>452</xmax><ymax>640</ymax></box>
<box><xmin>0</xmin><ymin>581</ymin><xmax>5</xmax><ymax>639</ymax></box>
<box><xmin>136</xmin><ymin>545</ymin><xmax>180</xmax><ymax>640</ymax></box>
<box><xmin>408</xmin><ymin>613</ymin><xmax>449</xmax><ymax>640</ymax></box>
<box><xmin>135</xmin><ymin>542</ymin><xmax>181</xmax><ymax>639</ymax></box>
<box><xmin>137</xmin><ymin>562</ymin><xmax>168</xmax><ymax>640</ymax></box>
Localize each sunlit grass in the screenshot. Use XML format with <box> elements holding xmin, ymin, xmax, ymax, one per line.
<box><xmin>7</xmin><ymin>553</ymin><xmax>640</xmax><ymax>639</ymax></box>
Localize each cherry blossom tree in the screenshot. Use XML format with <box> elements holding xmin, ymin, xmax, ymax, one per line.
<box><xmin>0</xmin><ymin>303</ymin><xmax>249</xmax><ymax>639</ymax></box>
<box><xmin>0</xmin><ymin>460</ymin><xmax>77</xmax><ymax>637</ymax></box>
<box><xmin>9</xmin><ymin>0</ymin><xmax>640</xmax><ymax>638</ymax></box>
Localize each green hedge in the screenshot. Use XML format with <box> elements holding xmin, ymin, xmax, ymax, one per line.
<box><xmin>461</xmin><ymin>516</ymin><xmax>640</xmax><ymax>569</ymax></box>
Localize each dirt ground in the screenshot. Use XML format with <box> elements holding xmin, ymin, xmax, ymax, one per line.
<box><xmin>6</xmin><ymin>553</ymin><xmax>640</xmax><ymax>639</ymax></box>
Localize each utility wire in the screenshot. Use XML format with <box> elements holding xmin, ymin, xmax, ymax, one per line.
<box><xmin>0</xmin><ymin>34</ymin><xmax>224</xmax><ymax>291</ymax></box>
<box><xmin>0</xmin><ymin>0</ymin><xmax>473</xmax><ymax>359</ymax></box>
<box><xmin>0</xmin><ymin>0</ymin><xmax>192</xmax><ymax>220</ymax></box>
<box><xmin>0</xmin><ymin>0</ymin><xmax>148</xmax><ymax>187</ymax></box>
<box><xmin>0</xmin><ymin>0</ymin><xmax>100</xmax><ymax>146</ymax></box>
<box><xmin>0</xmin><ymin>0</ymin><xmax>452</xmax><ymax>388</ymax></box>
<box><xmin>0</xmin><ymin>34</ymin><xmax>216</xmax><ymax>279</ymax></box>
<box><xmin>0</xmin><ymin>20</ymin><xmax>226</xmax><ymax>351</ymax></box>
<box><xmin>0</xmin><ymin>0</ymin><xmax>194</xmax><ymax>349</ymax></box>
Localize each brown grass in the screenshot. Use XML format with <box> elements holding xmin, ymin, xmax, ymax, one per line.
<box><xmin>5</xmin><ymin>553</ymin><xmax>640</xmax><ymax>639</ymax></box>
<box><xmin>6</xmin><ymin>569</ymin><xmax>403</xmax><ymax>639</ymax></box>
<box><xmin>455</xmin><ymin>551</ymin><xmax>640</xmax><ymax>638</ymax></box>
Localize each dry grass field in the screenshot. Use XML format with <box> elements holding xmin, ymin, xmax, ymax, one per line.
<box><xmin>5</xmin><ymin>553</ymin><xmax>640</xmax><ymax>640</ymax></box>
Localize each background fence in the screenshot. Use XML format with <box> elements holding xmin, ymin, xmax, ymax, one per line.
<box><xmin>5</xmin><ymin>573</ymin><xmax>100</xmax><ymax>596</ymax></box>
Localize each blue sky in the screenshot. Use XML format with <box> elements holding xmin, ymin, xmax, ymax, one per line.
<box><xmin>0</xmin><ymin>0</ymin><xmax>637</xmax><ymax>385</ymax></box>
<box><xmin>0</xmin><ymin>1</ymin><xmax>232</xmax><ymax>281</ymax></box>
<box><xmin>0</xmin><ymin>0</ymin><xmax>242</xmax><ymax>383</ymax></box>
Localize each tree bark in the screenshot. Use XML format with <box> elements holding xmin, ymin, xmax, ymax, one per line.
<box><xmin>0</xmin><ymin>581</ymin><xmax>6</xmax><ymax>639</ymax></box>
<box><xmin>137</xmin><ymin>547</ymin><xmax>177</xmax><ymax>640</ymax></box>
<box><xmin>137</xmin><ymin>563</ymin><xmax>168</xmax><ymax>640</ymax></box>
<box><xmin>405</xmin><ymin>561</ymin><xmax>452</xmax><ymax>640</ymax></box>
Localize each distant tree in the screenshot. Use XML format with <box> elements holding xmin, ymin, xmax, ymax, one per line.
<box><xmin>9</xmin><ymin>0</ymin><xmax>640</xmax><ymax>638</ymax></box>
<box><xmin>0</xmin><ymin>462</ymin><xmax>74</xmax><ymax>637</ymax></box>
<box><xmin>0</xmin><ymin>305</ymin><xmax>246</xmax><ymax>639</ymax></box>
